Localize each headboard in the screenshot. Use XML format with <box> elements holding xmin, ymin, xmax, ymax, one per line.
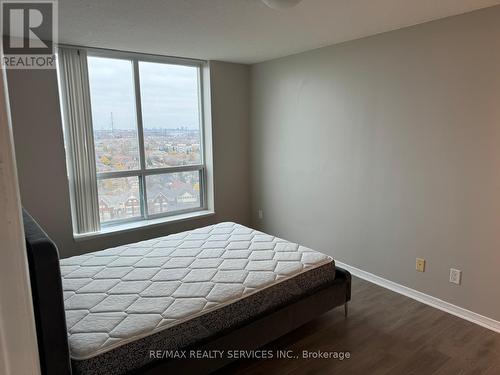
<box><xmin>23</xmin><ymin>209</ymin><xmax>72</xmax><ymax>375</ymax></box>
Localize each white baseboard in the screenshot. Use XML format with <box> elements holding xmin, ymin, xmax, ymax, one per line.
<box><xmin>336</xmin><ymin>261</ymin><xmax>500</xmax><ymax>334</ymax></box>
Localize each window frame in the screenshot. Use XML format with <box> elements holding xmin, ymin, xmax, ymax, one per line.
<box><xmin>86</xmin><ymin>48</ymin><xmax>209</xmax><ymax>227</ymax></box>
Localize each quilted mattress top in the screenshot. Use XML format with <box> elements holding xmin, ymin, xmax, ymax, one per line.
<box><xmin>60</xmin><ymin>222</ymin><xmax>333</xmax><ymax>360</ymax></box>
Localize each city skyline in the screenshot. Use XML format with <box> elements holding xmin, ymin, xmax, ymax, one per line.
<box><xmin>88</xmin><ymin>56</ymin><xmax>201</xmax><ymax>131</ymax></box>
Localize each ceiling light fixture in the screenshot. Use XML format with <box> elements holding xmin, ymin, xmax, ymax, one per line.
<box><xmin>262</xmin><ymin>0</ymin><xmax>303</xmax><ymax>10</ymax></box>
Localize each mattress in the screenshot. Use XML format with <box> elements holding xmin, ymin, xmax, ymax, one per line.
<box><xmin>60</xmin><ymin>222</ymin><xmax>335</xmax><ymax>375</ymax></box>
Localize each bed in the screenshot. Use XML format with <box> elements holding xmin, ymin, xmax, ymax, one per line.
<box><xmin>23</xmin><ymin>210</ymin><xmax>351</xmax><ymax>375</ymax></box>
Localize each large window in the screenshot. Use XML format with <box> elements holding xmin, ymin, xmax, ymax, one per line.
<box><xmin>59</xmin><ymin>47</ymin><xmax>210</xmax><ymax>234</ymax></box>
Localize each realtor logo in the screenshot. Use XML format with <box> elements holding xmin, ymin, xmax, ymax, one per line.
<box><xmin>1</xmin><ymin>0</ymin><xmax>57</xmax><ymax>68</ymax></box>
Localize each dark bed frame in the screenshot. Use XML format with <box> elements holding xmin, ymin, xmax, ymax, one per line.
<box><xmin>23</xmin><ymin>210</ymin><xmax>351</xmax><ymax>375</ymax></box>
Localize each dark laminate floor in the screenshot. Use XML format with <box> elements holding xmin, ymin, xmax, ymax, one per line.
<box><xmin>217</xmin><ymin>277</ymin><xmax>500</xmax><ymax>375</ymax></box>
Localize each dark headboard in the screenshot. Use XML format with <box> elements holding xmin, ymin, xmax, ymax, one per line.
<box><xmin>23</xmin><ymin>210</ymin><xmax>72</xmax><ymax>375</ymax></box>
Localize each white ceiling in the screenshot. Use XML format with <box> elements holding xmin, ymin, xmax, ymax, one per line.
<box><xmin>59</xmin><ymin>0</ymin><xmax>500</xmax><ymax>64</ymax></box>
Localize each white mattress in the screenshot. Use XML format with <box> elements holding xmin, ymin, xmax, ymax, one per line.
<box><xmin>60</xmin><ymin>222</ymin><xmax>333</xmax><ymax>361</ymax></box>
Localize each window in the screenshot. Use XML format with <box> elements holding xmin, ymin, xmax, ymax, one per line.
<box><xmin>58</xmin><ymin>47</ymin><xmax>212</xmax><ymax>234</ymax></box>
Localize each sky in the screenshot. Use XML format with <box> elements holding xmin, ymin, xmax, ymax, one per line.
<box><xmin>87</xmin><ymin>56</ymin><xmax>200</xmax><ymax>130</ymax></box>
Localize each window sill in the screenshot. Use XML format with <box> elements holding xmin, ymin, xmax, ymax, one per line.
<box><xmin>73</xmin><ymin>210</ymin><xmax>215</xmax><ymax>241</ymax></box>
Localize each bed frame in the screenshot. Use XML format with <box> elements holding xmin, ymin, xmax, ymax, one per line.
<box><xmin>23</xmin><ymin>210</ymin><xmax>351</xmax><ymax>375</ymax></box>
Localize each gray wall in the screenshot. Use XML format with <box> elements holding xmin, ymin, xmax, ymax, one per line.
<box><xmin>7</xmin><ymin>61</ymin><xmax>250</xmax><ymax>258</ymax></box>
<box><xmin>250</xmin><ymin>6</ymin><xmax>500</xmax><ymax>321</ymax></box>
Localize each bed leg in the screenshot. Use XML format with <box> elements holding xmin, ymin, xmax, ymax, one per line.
<box><xmin>344</xmin><ymin>302</ymin><xmax>349</xmax><ymax>317</ymax></box>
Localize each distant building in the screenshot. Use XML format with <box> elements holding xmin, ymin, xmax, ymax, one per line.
<box><xmin>124</xmin><ymin>196</ymin><xmax>140</xmax><ymax>216</ymax></box>
<box><xmin>177</xmin><ymin>192</ymin><xmax>197</xmax><ymax>204</ymax></box>
<box><xmin>150</xmin><ymin>193</ymin><xmax>169</xmax><ymax>214</ymax></box>
<box><xmin>99</xmin><ymin>197</ymin><xmax>114</xmax><ymax>221</ymax></box>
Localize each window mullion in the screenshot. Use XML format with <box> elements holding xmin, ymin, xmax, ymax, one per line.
<box><xmin>142</xmin><ymin>165</ymin><xmax>204</xmax><ymax>176</ymax></box>
<box><xmin>193</xmin><ymin>67</ymin><xmax>206</xmax><ymax>212</ymax></box>
<box><xmin>97</xmin><ymin>170</ymin><xmax>141</xmax><ymax>179</ymax></box>
<box><xmin>197</xmin><ymin>67</ymin><xmax>205</xmax><ymax>166</ymax></box>
<box><xmin>132</xmin><ymin>58</ymin><xmax>149</xmax><ymax>219</ymax></box>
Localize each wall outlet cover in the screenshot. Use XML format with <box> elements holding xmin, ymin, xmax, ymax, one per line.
<box><xmin>416</xmin><ymin>258</ymin><xmax>426</xmax><ymax>272</ymax></box>
<box><xmin>450</xmin><ymin>268</ymin><xmax>462</xmax><ymax>285</ymax></box>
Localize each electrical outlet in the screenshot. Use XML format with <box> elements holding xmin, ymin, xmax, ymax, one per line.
<box><xmin>416</xmin><ymin>258</ymin><xmax>426</xmax><ymax>272</ymax></box>
<box><xmin>449</xmin><ymin>268</ymin><xmax>462</xmax><ymax>285</ymax></box>
<box><xmin>258</xmin><ymin>209</ymin><xmax>263</xmax><ymax>220</ymax></box>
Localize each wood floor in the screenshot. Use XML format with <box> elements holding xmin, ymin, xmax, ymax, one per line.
<box><xmin>217</xmin><ymin>277</ymin><xmax>500</xmax><ymax>375</ymax></box>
